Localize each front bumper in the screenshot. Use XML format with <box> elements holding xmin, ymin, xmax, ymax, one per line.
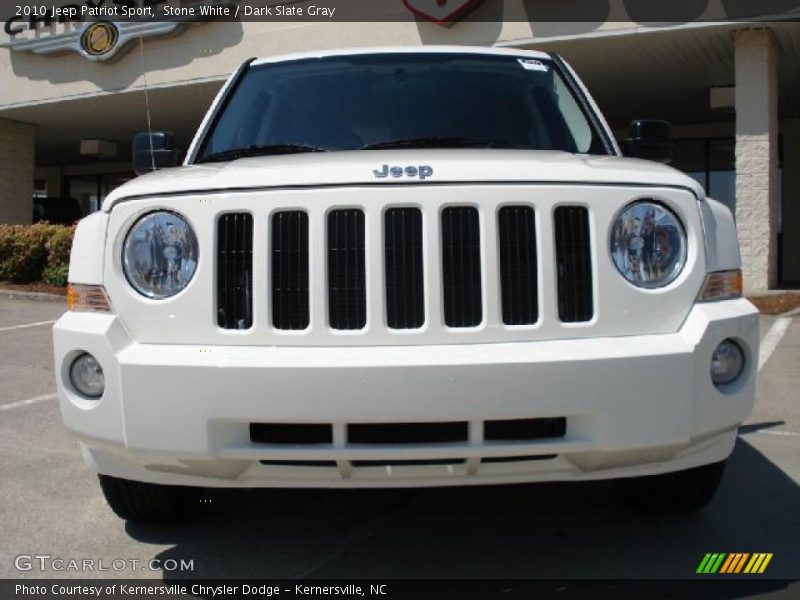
<box><xmin>53</xmin><ymin>299</ymin><xmax>758</xmax><ymax>488</ymax></box>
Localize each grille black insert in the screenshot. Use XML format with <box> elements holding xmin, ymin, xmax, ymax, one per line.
<box><xmin>348</xmin><ymin>422</ymin><xmax>468</xmax><ymax>445</ymax></box>
<box><xmin>217</xmin><ymin>212</ymin><xmax>253</xmax><ymax>330</ymax></box>
<box><xmin>484</xmin><ymin>417</ymin><xmax>567</xmax><ymax>441</ymax></box>
<box><xmin>554</xmin><ymin>206</ymin><xmax>593</xmax><ymax>322</ymax></box>
<box><xmin>250</xmin><ymin>423</ymin><xmax>333</xmax><ymax>445</ymax></box>
<box><xmin>385</xmin><ymin>207</ymin><xmax>424</xmax><ymax>329</ymax></box>
<box><xmin>260</xmin><ymin>460</ymin><xmax>337</xmax><ymax>467</ymax></box>
<box><xmin>498</xmin><ymin>205</ymin><xmax>538</xmax><ymax>325</ymax></box>
<box><xmin>441</xmin><ymin>206</ymin><xmax>482</xmax><ymax>327</ymax></box>
<box><xmin>352</xmin><ymin>459</ymin><xmax>465</xmax><ymax>467</ymax></box>
<box><xmin>272</xmin><ymin>211</ymin><xmax>309</xmax><ymax>330</ymax></box>
<box><xmin>482</xmin><ymin>455</ymin><xmax>558</xmax><ymax>464</ymax></box>
<box><xmin>328</xmin><ymin>209</ymin><xmax>366</xmax><ymax>330</ymax></box>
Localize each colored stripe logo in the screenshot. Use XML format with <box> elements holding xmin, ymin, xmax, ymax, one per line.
<box><xmin>697</xmin><ymin>553</ymin><xmax>773</xmax><ymax>574</ymax></box>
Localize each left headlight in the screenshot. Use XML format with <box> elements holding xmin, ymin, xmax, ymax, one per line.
<box><xmin>122</xmin><ymin>211</ymin><xmax>198</xmax><ymax>299</ymax></box>
<box><xmin>610</xmin><ymin>201</ymin><xmax>687</xmax><ymax>289</ymax></box>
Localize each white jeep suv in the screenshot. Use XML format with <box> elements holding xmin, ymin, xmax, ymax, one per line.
<box><xmin>54</xmin><ymin>47</ymin><xmax>758</xmax><ymax>522</ymax></box>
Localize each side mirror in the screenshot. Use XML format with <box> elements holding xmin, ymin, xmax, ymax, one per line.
<box><xmin>132</xmin><ymin>132</ymin><xmax>180</xmax><ymax>175</ymax></box>
<box><xmin>624</xmin><ymin>120</ymin><xmax>673</xmax><ymax>164</ymax></box>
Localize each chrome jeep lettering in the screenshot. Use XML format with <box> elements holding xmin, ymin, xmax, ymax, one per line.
<box><xmin>372</xmin><ymin>164</ymin><xmax>434</xmax><ymax>180</ymax></box>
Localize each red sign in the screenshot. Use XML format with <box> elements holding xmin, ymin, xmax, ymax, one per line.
<box><xmin>403</xmin><ymin>0</ymin><xmax>485</xmax><ymax>25</ymax></box>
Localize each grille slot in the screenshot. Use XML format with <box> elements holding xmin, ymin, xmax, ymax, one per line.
<box><xmin>260</xmin><ymin>460</ymin><xmax>337</xmax><ymax>467</ymax></box>
<box><xmin>482</xmin><ymin>455</ymin><xmax>558</xmax><ymax>464</ymax></box>
<box><xmin>385</xmin><ymin>207</ymin><xmax>424</xmax><ymax>329</ymax></box>
<box><xmin>353</xmin><ymin>459</ymin><xmax>465</xmax><ymax>467</ymax></box>
<box><xmin>348</xmin><ymin>422</ymin><xmax>468</xmax><ymax>445</ymax></box>
<box><xmin>271</xmin><ymin>211</ymin><xmax>309</xmax><ymax>330</ymax></box>
<box><xmin>328</xmin><ymin>209</ymin><xmax>366</xmax><ymax>330</ymax></box>
<box><xmin>441</xmin><ymin>206</ymin><xmax>482</xmax><ymax>328</ymax></box>
<box><xmin>554</xmin><ymin>206</ymin><xmax>593</xmax><ymax>322</ymax></box>
<box><xmin>484</xmin><ymin>417</ymin><xmax>567</xmax><ymax>441</ymax></box>
<box><xmin>498</xmin><ymin>205</ymin><xmax>538</xmax><ymax>325</ymax></box>
<box><xmin>250</xmin><ymin>423</ymin><xmax>333</xmax><ymax>445</ymax></box>
<box><xmin>217</xmin><ymin>212</ymin><xmax>253</xmax><ymax>330</ymax></box>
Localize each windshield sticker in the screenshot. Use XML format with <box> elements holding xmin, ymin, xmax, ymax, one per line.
<box><xmin>517</xmin><ymin>59</ymin><xmax>549</xmax><ymax>72</ymax></box>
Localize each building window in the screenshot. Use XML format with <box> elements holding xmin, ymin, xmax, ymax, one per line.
<box><xmin>33</xmin><ymin>179</ymin><xmax>47</xmax><ymax>199</ymax></box>
<box><xmin>672</xmin><ymin>138</ymin><xmax>736</xmax><ymax>212</ymax></box>
<box><xmin>64</xmin><ymin>172</ymin><xmax>133</xmax><ymax>216</ymax></box>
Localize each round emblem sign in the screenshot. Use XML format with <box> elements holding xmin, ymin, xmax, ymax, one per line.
<box><xmin>80</xmin><ymin>22</ymin><xmax>119</xmax><ymax>57</ymax></box>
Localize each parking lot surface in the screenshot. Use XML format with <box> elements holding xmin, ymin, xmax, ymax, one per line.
<box><xmin>1</xmin><ymin>295</ymin><xmax>798</xmax><ymax>592</ymax></box>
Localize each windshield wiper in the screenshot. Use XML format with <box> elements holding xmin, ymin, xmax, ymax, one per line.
<box><xmin>199</xmin><ymin>143</ymin><xmax>328</xmax><ymax>163</ymax></box>
<box><xmin>361</xmin><ymin>136</ymin><xmax>532</xmax><ymax>150</ymax></box>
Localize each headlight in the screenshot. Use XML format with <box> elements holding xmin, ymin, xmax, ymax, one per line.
<box><xmin>610</xmin><ymin>201</ymin><xmax>687</xmax><ymax>288</ymax></box>
<box><xmin>122</xmin><ymin>211</ymin><xmax>198</xmax><ymax>299</ymax></box>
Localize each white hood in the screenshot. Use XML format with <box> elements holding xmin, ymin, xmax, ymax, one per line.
<box><xmin>102</xmin><ymin>150</ymin><xmax>703</xmax><ymax>211</ymax></box>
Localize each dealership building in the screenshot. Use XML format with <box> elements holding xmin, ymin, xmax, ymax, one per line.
<box><xmin>0</xmin><ymin>1</ymin><xmax>798</xmax><ymax>290</ymax></box>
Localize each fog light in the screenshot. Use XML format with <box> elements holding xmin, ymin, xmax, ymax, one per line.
<box><xmin>69</xmin><ymin>353</ymin><xmax>105</xmax><ymax>398</ymax></box>
<box><xmin>710</xmin><ymin>340</ymin><xmax>745</xmax><ymax>386</ymax></box>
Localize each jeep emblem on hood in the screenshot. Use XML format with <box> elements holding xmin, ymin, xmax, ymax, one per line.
<box><xmin>373</xmin><ymin>164</ymin><xmax>434</xmax><ymax>180</ymax></box>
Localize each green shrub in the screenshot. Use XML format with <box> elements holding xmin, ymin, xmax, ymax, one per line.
<box><xmin>0</xmin><ymin>224</ymin><xmax>47</xmax><ymax>282</ymax></box>
<box><xmin>0</xmin><ymin>222</ymin><xmax>75</xmax><ymax>285</ymax></box>
<box><xmin>42</xmin><ymin>263</ymin><xmax>70</xmax><ymax>287</ymax></box>
<box><xmin>45</xmin><ymin>224</ymin><xmax>74</xmax><ymax>268</ymax></box>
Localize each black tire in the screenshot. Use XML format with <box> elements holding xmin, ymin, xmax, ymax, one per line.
<box><xmin>616</xmin><ymin>460</ymin><xmax>726</xmax><ymax>513</ymax></box>
<box><xmin>98</xmin><ymin>474</ymin><xmax>200</xmax><ymax>522</ymax></box>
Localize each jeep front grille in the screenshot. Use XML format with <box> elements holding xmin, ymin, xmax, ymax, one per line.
<box><xmin>498</xmin><ymin>205</ymin><xmax>538</xmax><ymax>325</ymax></box>
<box><xmin>554</xmin><ymin>205</ymin><xmax>594</xmax><ymax>323</ymax></box>
<box><xmin>271</xmin><ymin>210</ymin><xmax>310</xmax><ymax>330</ymax></box>
<box><xmin>217</xmin><ymin>212</ymin><xmax>253</xmax><ymax>330</ymax></box>
<box><xmin>214</xmin><ymin>200</ymin><xmax>596</xmax><ymax>337</ymax></box>
<box><xmin>248</xmin><ymin>418</ymin><xmax>566</xmax><ymax>472</ymax></box>
<box><xmin>251</xmin><ymin>419</ymin><xmax>565</xmax><ymax>446</ymax></box>
<box><xmin>384</xmin><ymin>207</ymin><xmax>424</xmax><ymax>329</ymax></box>
<box><xmin>441</xmin><ymin>206</ymin><xmax>482</xmax><ymax>328</ymax></box>
<box><xmin>348</xmin><ymin>421</ymin><xmax>468</xmax><ymax>445</ymax></box>
<box><xmin>327</xmin><ymin>208</ymin><xmax>367</xmax><ymax>330</ymax></box>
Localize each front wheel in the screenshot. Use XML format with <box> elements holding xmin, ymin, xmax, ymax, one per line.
<box><xmin>98</xmin><ymin>474</ymin><xmax>200</xmax><ymax>522</ymax></box>
<box><xmin>615</xmin><ymin>461</ymin><xmax>727</xmax><ymax>513</ymax></box>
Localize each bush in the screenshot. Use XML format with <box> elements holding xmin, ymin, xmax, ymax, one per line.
<box><xmin>0</xmin><ymin>222</ymin><xmax>75</xmax><ymax>285</ymax></box>
<box><xmin>42</xmin><ymin>263</ymin><xmax>70</xmax><ymax>287</ymax></box>
<box><xmin>45</xmin><ymin>224</ymin><xmax>74</xmax><ymax>268</ymax></box>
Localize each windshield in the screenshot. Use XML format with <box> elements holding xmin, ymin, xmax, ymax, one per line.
<box><xmin>195</xmin><ymin>52</ymin><xmax>610</xmax><ymax>162</ymax></box>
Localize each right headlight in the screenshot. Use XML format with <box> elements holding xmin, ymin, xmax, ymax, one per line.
<box><xmin>122</xmin><ymin>211</ymin><xmax>198</xmax><ymax>299</ymax></box>
<box><xmin>610</xmin><ymin>201</ymin><xmax>687</xmax><ymax>288</ymax></box>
